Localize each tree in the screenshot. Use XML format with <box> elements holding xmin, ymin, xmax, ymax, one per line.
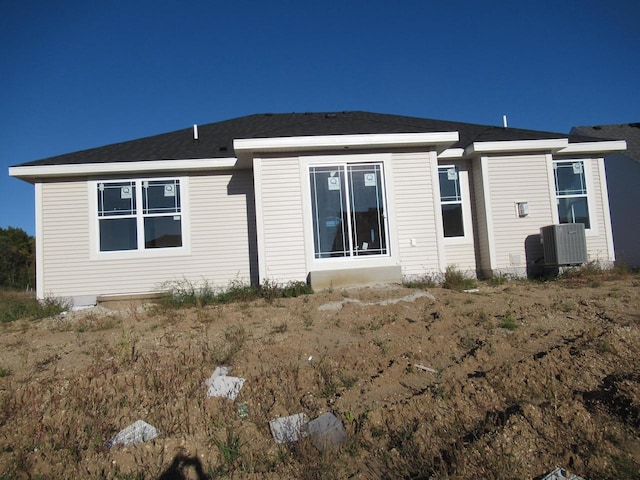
<box><xmin>0</xmin><ymin>227</ymin><xmax>35</xmax><ymax>290</ymax></box>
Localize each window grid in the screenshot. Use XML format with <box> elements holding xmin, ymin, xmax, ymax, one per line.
<box><xmin>310</xmin><ymin>162</ymin><xmax>388</xmax><ymax>259</ymax></box>
<box><xmin>553</xmin><ymin>160</ymin><xmax>590</xmax><ymax>229</ymax></box>
<box><xmin>97</xmin><ymin>179</ymin><xmax>183</xmax><ymax>252</ymax></box>
<box><xmin>438</xmin><ymin>166</ymin><xmax>465</xmax><ymax>238</ymax></box>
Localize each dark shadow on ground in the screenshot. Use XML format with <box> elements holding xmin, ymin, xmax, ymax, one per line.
<box><xmin>157</xmin><ymin>453</ymin><xmax>209</xmax><ymax>480</ymax></box>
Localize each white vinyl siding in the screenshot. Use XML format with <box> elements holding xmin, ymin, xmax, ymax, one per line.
<box><xmin>586</xmin><ymin>159</ymin><xmax>610</xmax><ymax>260</ymax></box>
<box><xmin>487</xmin><ymin>154</ymin><xmax>554</xmax><ymax>270</ymax></box>
<box><xmin>392</xmin><ymin>151</ymin><xmax>441</xmax><ymax>277</ymax></box>
<box><xmin>257</xmin><ymin>157</ymin><xmax>308</xmax><ymax>283</ymax></box>
<box><xmin>471</xmin><ymin>158</ymin><xmax>491</xmax><ymax>274</ymax></box>
<box><xmin>39</xmin><ymin>171</ymin><xmax>255</xmax><ymax>299</ymax></box>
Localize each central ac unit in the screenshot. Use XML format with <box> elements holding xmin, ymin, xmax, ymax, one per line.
<box><xmin>540</xmin><ymin>224</ymin><xmax>587</xmax><ymax>266</ymax></box>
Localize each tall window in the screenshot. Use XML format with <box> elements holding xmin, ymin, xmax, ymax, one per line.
<box><xmin>438</xmin><ymin>166</ymin><xmax>464</xmax><ymax>237</ymax></box>
<box><xmin>553</xmin><ymin>160</ymin><xmax>590</xmax><ymax>229</ymax></box>
<box><xmin>309</xmin><ymin>163</ymin><xmax>388</xmax><ymax>258</ymax></box>
<box><xmin>97</xmin><ymin>179</ymin><xmax>183</xmax><ymax>252</ymax></box>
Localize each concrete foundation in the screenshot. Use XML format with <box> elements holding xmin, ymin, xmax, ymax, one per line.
<box><xmin>308</xmin><ymin>265</ymin><xmax>402</xmax><ymax>290</ymax></box>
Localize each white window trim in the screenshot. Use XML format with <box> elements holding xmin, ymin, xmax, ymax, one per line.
<box><xmin>89</xmin><ymin>177</ymin><xmax>191</xmax><ymax>260</ymax></box>
<box><xmin>550</xmin><ymin>158</ymin><xmax>598</xmax><ymax>236</ymax></box>
<box><xmin>438</xmin><ymin>164</ymin><xmax>473</xmax><ymax>245</ymax></box>
<box><xmin>300</xmin><ymin>153</ymin><xmax>399</xmax><ymax>273</ymax></box>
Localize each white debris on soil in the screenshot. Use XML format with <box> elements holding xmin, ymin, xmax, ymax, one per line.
<box><xmin>109</xmin><ymin>420</ymin><xmax>158</xmax><ymax>447</ymax></box>
<box><xmin>318</xmin><ymin>290</ymin><xmax>434</xmax><ymax>311</ymax></box>
<box><xmin>205</xmin><ymin>366</ymin><xmax>245</xmax><ymax>400</ymax></box>
<box><xmin>540</xmin><ymin>467</ymin><xmax>585</xmax><ymax>480</ymax></box>
<box><xmin>414</xmin><ymin>364</ymin><xmax>438</xmax><ymax>374</ymax></box>
<box><xmin>303</xmin><ymin>412</ymin><xmax>346</xmax><ymax>450</ymax></box>
<box><xmin>269</xmin><ymin>413</ymin><xmax>309</xmax><ymax>444</ymax></box>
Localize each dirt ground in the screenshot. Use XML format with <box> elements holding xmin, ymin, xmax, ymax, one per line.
<box><xmin>1</xmin><ymin>275</ymin><xmax>639</xmax><ymax>479</ymax></box>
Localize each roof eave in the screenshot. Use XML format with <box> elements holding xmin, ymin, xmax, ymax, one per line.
<box><xmin>8</xmin><ymin>157</ymin><xmax>239</xmax><ymax>183</ymax></box>
<box><xmin>233</xmin><ymin>132</ymin><xmax>460</xmax><ymax>160</ymax></box>
<box><xmin>465</xmin><ymin>138</ymin><xmax>569</xmax><ymax>156</ymax></box>
<box><xmin>555</xmin><ymin>140</ymin><xmax>627</xmax><ymax>155</ymax></box>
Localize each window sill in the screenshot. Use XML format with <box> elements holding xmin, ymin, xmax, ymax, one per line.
<box><xmin>90</xmin><ymin>245</ymin><xmax>191</xmax><ymax>261</ymax></box>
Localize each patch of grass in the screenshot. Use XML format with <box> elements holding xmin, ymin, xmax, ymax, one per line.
<box><xmin>442</xmin><ymin>266</ymin><xmax>478</xmax><ymax>292</ymax></box>
<box><xmin>487</xmin><ymin>273</ymin><xmax>509</xmax><ymax>287</ymax></box>
<box><xmin>403</xmin><ymin>274</ymin><xmax>437</xmax><ymax>289</ymax></box>
<box><xmin>260</xmin><ymin>279</ymin><xmax>313</xmax><ymax>303</ymax></box>
<box><xmin>339</xmin><ymin>371</ymin><xmax>359</xmax><ymax>389</ymax></box>
<box><xmin>302</xmin><ymin>314</ymin><xmax>314</xmax><ymax>330</ymax></box>
<box><xmin>498</xmin><ymin>312</ymin><xmax>519</xmax><ymax>330</ymax></box>
<box><xmin>0</xmin><ymin>290</ymin><xmax>68</xmax><ymax>323</ymax></box>
<box><xmin>160</xmin><ymin>278</ymin><xmax>312</xmax><ymax>309</ymax></box>
<box><xmin>315</xmin><ymin>358</ymin><xmax>341</xmax><ymax>398</ymax></box>
<box><xmin>0</xmin><ymin>365</ymin><xmax>10</xmax><ymax>377</ymax></box>
<box><xmin>159</xmin><ymin>278</ymin><xmax>259</xmax><ymax>308</ymax></box>
<box><xmin>72</xmin><ymin>313</ymin><xmax>122</xmax><ymax>333</ymax></box>
<box><xmin>373</xmin><ymin>338</ymin><xmax>390</xmax><ymax>354</ymax></box>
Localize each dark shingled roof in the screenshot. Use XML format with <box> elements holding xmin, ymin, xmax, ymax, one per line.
<box><xmin>16</xmin><ymin>111</ymin><xmax>595</xmax><ymax>167</ymax></box>
<box><xmin>572</xmin><ymin>123</ymin><xmax>640</xmax><ymax>164</ymax></box>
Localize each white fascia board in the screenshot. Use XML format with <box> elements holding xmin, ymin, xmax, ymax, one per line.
<box><xmin>438</xmin><ymin>148</ymin><xmax>465</xmax><ymax>159</ymax></box>
<box><xmin>9</xmin><ymin>157</ymin><xmax>238</xmax><ymax>181</ymax></box>
<box><xmin>234</xmin><ymin>132</ymin><xmax>460</xmax><ymax>154</ymax></box>
<box><xmin>465</xmin><ymin>138</ymin><xmax>568</xmax><ymax>155</ymax></box>
<box><xmin>555</xmin><ymin>140</ymin><xmax>627</xmax><ymax>155</ymax></box>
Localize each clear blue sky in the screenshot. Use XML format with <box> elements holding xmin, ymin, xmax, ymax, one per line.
<box><xmin>2</xmin><ymin>0</ymin><xmax>639</xmax><ymax>236</ymax></box>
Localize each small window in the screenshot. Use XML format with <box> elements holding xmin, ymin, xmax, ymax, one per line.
<box><xmin>438</xmin><ymin>167</ymin><xmax>464</xmax><ymax>237</ymax></box>
<box><xmin>97</xmin><ymin>179</ymin><xmax>183</xmax><ymax>252</ymax></box>
<box><xmin>553</xmin><ymin>161</ymin><xmax>590</xmax><ymax>229</ymax></box>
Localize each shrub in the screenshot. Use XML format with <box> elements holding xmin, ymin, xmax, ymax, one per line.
<box><xmin>442</xmin><ymin>266</ymin><xmax>478</xmax><ymax>292</ymax></box>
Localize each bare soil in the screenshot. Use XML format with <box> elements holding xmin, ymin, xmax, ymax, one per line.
<box><xmin>1</xmin><ymin>276</ymin><xmax>639</xmax><ymax>479</ymax></box>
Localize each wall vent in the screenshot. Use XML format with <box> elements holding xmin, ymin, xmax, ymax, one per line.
<box><xmin>540</xmin><ymin>224</ymin><xmax>587</xmax><ymax>266</ymax></box>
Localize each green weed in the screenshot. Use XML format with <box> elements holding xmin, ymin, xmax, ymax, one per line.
<box><xmin>442</xmin><ymin>266</ymin><xmax>478</xmax><ymax>291</ymax></box>
<box><xmin>403</xmin><ymin>274</ymin><xmax>437</xmax><ymax>289</ymax></box>
<box><xmin>498</xmin><ymin>312</ymin><xmax>519</xmax><ymax>330</ymax></box>
<box><xmin>0</xmin><ymin>291</ymin><xmax>67</xmax><ymax>323</ymax></box>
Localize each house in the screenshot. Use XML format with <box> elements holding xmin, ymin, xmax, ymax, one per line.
<box><xmin>9</xmin><ymin>111</ymin><xmax>626</xmax><ymax>307</ymax></box>
<box><xmin>571</xmin><ymin>123</ymin><xmax>640</xmax><ymax>268</ymax></box>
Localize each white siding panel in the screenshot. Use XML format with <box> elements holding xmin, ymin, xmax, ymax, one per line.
<box><xmin>392</xmin><ymin>151</ymin><xmax>440</xmax><ymax>277</ymax></box>
<box><xmin>585</xmin><ymin>159</ymin><xmax>612</xmax><ymax>261</ymax></box>
<box><xmin>445</xmin><ymin>244</ymin><xmax>476</xmax><ymax>271</ymax></box>
<box><xmin>258</xmin><ymin>157</ymin><xmax>307</xmax><ymax>282</ymax></box>
<box><xmin>41</xmin><ymin>171</ymin><xmax>256</xmax><ymax>299</ymax></box>
<box><xmin>472</xmin><ymin>159</ymin><xmax>491</xmax><ymax>273</ymax></box>
<box><xmin>487</xmin><ymin>155</ymin><xmax>554</xmax><ymax>270</ymax></box>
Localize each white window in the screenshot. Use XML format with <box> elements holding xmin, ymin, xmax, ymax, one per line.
<box><xmin>553</xmin><ymin>160</ymin><xmax>590</xmax><ymax>229</ymax></box>
<box><xmin>309</xmin><ymin>163</ymin><xmax>389</xmax><ymax>258</ymax></box>
<box><xmin>438</xmin><ymin>166</ymin><xmax>464</xmax><ymax>237</ymax></box>
<box><xmin>97</xmin><ymin>178</ymin><xmax>183</xmax><ymax>252</ymax></box>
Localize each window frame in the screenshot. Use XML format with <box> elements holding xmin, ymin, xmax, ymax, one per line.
<box><xmin>89</xmin><ymin>177</ymin><xmax>190</xmax><ymax>259</ymax></box>
<box><xmin>552</xmin><ymin>159</ymin><xmax>596</xmax><ymax>233</ymax></box>
<box><xmin>309</xmin><ymin>161</ymin><xmax>390</xmax><ymax>260</ymax></box>
<box><xmin>301</xmin><ymin>153</ymin><xmax>398</xmax><ymax>272</ymax></box>
<box><xmin>437</xmin><ymin>163</ymin><xmax>473</xmax><ymax>244</ymax></box>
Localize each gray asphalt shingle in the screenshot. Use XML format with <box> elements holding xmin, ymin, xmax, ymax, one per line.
<box><xmin>15</xmin><ymin>111</ymin><xmax>599</xmax><ymax>167</ymax></box>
